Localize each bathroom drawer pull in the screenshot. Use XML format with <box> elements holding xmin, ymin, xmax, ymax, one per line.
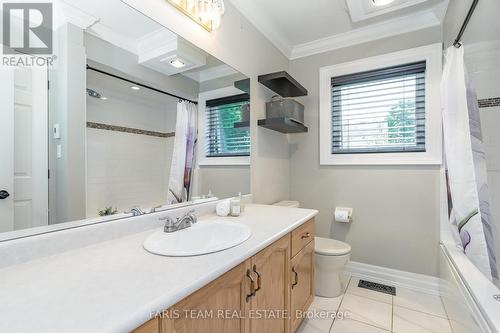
<box><xmin>301</xmin><ymin>232</ymin><xmax>311</xmax><ymax>240</ymax></box>
<box><xmin>292</xmin><ymin>266</ymin><xmax>298</xmax><ymax>289</ymax></box>
<box><xmin>253</xmin><ymin>265</ymin><xmax>262</xmax><ymax>293</ymax></box>
<box><xmin>246</xmin><ymin>269</ymin><xmax>256</xmax><ymax>302</ymax></box>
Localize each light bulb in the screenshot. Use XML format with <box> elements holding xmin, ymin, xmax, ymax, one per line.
<box><xmin>198</xmin><ymin>0</ymin><xmax>213</xmax><ymax>23</ymax></box>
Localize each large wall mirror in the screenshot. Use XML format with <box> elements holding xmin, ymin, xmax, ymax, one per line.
<box><xmin>0</xmin><ymin>0</ymin><xmax>250</xmax><ymax>239</ymax></box>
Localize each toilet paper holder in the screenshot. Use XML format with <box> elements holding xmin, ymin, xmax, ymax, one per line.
<box><xmin>334</xmin><ymin>207</ymin><xmax>353</xmax><ymax>223</ymax></box>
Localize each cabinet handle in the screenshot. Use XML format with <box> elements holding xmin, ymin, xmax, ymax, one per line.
<box><xmin>301</xmin><ymin>232</ymin><xmax>311</xmax><ymax>240</ymax></box>
<box><xmin>246</xmin><ymin>269</ymin><xmax>256</xmax><ymax>302</ymax></box>
<box><xmin>292</xmin><ymin>266</ymin><xmax>298</xmax><ymax>289</ymax></box>
<box><xmin>253</xmin><ymin>265</ymin><xmax>262</xmax><ymax>294</ymax></box>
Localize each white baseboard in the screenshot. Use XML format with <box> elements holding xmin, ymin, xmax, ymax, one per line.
<box><xmin>345</xmin><ymin>261</ymin><xmax>441</xmax><ymax>296</ymax></box>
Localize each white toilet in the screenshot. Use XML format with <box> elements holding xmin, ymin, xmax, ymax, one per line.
<box><xmin>315</xmin><ymin>237</ymin><xmax>351</xmax><ymax>297</ymax></box>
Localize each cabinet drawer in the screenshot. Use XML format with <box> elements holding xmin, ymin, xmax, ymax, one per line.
<box><xmin>290</xmin><ymin>241</ymin><xmax>315</xmax><ymax>333</ymax></box>
<box><xmin>291</xmin><ymin>219</ymin><xmax>315</xmax><ymax>258</ymax></box>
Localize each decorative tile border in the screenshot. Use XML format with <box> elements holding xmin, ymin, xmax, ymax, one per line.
<box><xmin>478</xmin><ymin>97</ymin><xmax>500</xmax><ymax>108</ymax></box>
<box><xmin>87</xmin><ymin>122</ymin><xmax>175</xmax><ymax>138</ymax></box>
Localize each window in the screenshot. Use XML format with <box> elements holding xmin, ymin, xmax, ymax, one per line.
<box><xmin>332</xmin><ymin>61</ymin><xmax>426</xmax><ymax>154</ymax></box>
<box><xmin>205</xmin><ymin>94</ymin><xmax>250</xmax><ymax>158</ymax></box>
<box><xmin>319</xmin><ymin>44</ymin><xmax>442</xmax><ymax>165</ymax></box>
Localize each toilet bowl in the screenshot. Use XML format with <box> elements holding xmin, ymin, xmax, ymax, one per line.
<box><xmin>315</xmin><ymin>237</ymin><xmax>351</xmax><ymax>297</ymax></box>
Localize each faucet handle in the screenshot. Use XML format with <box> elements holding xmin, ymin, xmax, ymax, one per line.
<box><xmin>159</xmin><ymin>216</ymin><xmax>173</xmax><ymax>224</ymax></box>
<box><xmin>187</xmin><ymin>209</ymin><xmax>197</xmax><ymax>223</ymax></box>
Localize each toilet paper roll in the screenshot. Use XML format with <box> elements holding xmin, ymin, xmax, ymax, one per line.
<box><xmin>335</xmin><ymin>207</ymin><xmax>352</xmax><ymax>223</ymax></box>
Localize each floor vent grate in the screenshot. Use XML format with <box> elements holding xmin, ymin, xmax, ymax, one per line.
<box><xmin>358</xmin><ymin>280</ymin><xmax>396</xmax><ymax>296</ymax></box>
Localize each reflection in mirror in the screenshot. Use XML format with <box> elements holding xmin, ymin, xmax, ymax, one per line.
<box><xmin>0</xmin><ymin>0</ymin><xmax>250</xmax><ymax>236</ymax></box>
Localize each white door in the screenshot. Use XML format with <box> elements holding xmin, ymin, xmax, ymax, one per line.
<box><xmin>0</xmin><ymin>67</ymin><xmax>48</xmax><ymax>232</ymax></box>
<box><xmin>0</xmin><ymin>69</ymin><xmax>15</xmax><ymax>232</ymax></box>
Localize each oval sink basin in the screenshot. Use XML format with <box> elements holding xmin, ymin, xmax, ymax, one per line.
<box><xmin>143</xmin><ymin>220</ymin><xmax>252</xmax><ymax>256</ymax></box>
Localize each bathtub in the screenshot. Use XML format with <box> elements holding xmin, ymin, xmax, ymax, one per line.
<box><xmin>439</xmin><ymin>169</ymin><xmax>500</xmax><ymax>333</ymax></box>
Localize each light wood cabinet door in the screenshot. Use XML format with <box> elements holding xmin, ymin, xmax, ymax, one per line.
<box><xmin>162</xmin><ymin>262</ymin><xmax>250</xmax><ymax>333</ymax></box>
<box><xmin>131</xmin><ymin>318</ymin><xmax>159</xmax><ymax>333</ymax></box>
<box><xmin>249</xmin><ymin>234</ymin><xmax>290</xmax><ymax>333</ymax></box>
<box><xmin>290</xmin><ymin>240</ymin><xmax>315</xmax><ymax>333</ymax></box>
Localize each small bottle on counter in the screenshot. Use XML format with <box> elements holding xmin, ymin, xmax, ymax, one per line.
<box><xmin>230</xmin><ymin>197</ymin><xmax>242</xmax><ymax>217</ymax></box>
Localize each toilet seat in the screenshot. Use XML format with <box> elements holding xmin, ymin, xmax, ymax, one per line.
<box><xmin>315</xmin><ymin>237</ymin><xmax>351</xmax><ymax>256</ymax></box>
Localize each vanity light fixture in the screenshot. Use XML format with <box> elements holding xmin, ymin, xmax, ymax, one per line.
<box><xmin>131</xmin><ymin>86</ymin><xmax>141</xmax><ymax>91</ymax></box>
<box><xmin>165</xmin><ymin>0</ymin><xmax>225</xmax><ymax>31</ymax></box>
<box><xmin>371</xmin><ymin>0</ymin><xmax>395</xmax><ymax>6</ymax></box>
<box><xmin>170</xmin><ymin>59</ymin><xmax>186</xmax><ymax>68</ymax></box>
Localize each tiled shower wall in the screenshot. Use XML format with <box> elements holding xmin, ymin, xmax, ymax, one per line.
<box><xmin>466</xmin><ymin>40</ymin><xmax>500</xmax><ymax>272</ymax></box>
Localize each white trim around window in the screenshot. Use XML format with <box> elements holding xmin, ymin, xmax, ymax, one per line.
<box><xmin>319</xmin><ymin>43</ymin><xmax>442</xmax><ymax>165</ymax></box>
<box><xmin>198</xmin><ymin>86</ymin><xmax>250</xmax><ymax>166</ymax></box>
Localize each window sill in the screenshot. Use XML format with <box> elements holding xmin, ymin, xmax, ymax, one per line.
<box><xmin>320</xmin><ymin>152</ymin><xmax>442</xmax><ymax>166</ymax></box>
<box><xmin>198</xmin><ymin>156</ymin><xmax>250</xmax><ymax>166</ymax></box>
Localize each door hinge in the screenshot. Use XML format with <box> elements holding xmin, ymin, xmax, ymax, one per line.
<box><xmin>48</xmin><ymin>169</ymin><xmax>50</xmax><ymax>179</ymax></box>
<box><xmin>47</xmin><ymin>80</ymin><xmax>50</xmax><ymax>90</ymax></box>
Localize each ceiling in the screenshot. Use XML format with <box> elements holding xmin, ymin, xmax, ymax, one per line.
<box><xmin>61</xmin><ymin>0</ymin><xmax>238</xmax><ymax>82</ymax></box>
<box><xmin>86</xmin><ymin>69</ymin><xmax>179</xmax><ymax>108</ymax></box>
<box><xmin>229</xmin><ymin>0</ymin><xmax>449</xmax><ymax>59</ymax></box>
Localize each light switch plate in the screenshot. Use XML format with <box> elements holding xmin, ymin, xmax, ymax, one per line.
<box><xmin>53</xmin><ymin>124</ymin><xmax>60</xmax><ymax>139</ymax></box>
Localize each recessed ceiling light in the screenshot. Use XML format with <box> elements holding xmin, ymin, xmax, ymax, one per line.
<box><xmin>170</xmin><ymin>59</ymin><xmax>186</xmax><ymax>68</ymax></box>
<box><xmin>130</xmin><ymin>86</ymin><xmax>140</xmax><ymax>91</ymax></box>
<box><xmin>372</xmin><ymin>0</ymin><xmax>395</xmax><ymax>6</ymax></box>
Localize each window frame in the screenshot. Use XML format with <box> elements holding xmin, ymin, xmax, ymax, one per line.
<box><xmin>319</xmin><ymin>43</ymin><xmax>442</xmax><ymax>165</ymax></box>
<box><xmin>198</xmin><ymin>86</ymin><xmax>250</xmax><ymax>166</ymax></box>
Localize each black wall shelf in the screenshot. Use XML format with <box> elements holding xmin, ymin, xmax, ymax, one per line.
<box><xmin>234</xmin><ymin>121</ymin><xmax>250</xmax><ymax>128</ymax></box>
<box><xmin>258</xmin><ymin>118</ymin><xmax>308</xmax><ymax>134</ymax></box>
<box><xmin>258</xmin><ymin>71</ymin><xmax>307</xmax><ymax>97</ymax></box>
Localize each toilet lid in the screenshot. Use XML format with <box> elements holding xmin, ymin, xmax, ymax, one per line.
<box><xmin>315</xmin><ymin>237</ymin><xmax>351</xmax><ymax>256</ymax></box>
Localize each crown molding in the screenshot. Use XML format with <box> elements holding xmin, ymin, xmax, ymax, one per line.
<box><xmin>290</xmin><ymin>9</ymin><xmax>441</xmax><ymax>60</ymax></box>
<box><xmin>228</xmin><ymin>0</ymin><xmax>293</xmax><ymax>58</ymax></box>
<box><xmin>230</xmin><ymin>0</ymin><xmax>445</xmax><ymax>61</ymax></box>
<box><xmin>58</xmin><ymin>1</ymin><xmax>99</xmax><ymax>29</ymax></box>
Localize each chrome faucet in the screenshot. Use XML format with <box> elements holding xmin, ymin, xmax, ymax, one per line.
<box><xmin>130</xmin><ymin>207</ymin><xmax>145</xmax><ymax>216</ymax></box>
<box><xmin>161</xmin><ymin>210</ymin><xmax>197</xmax><ymax>233</ymax></box>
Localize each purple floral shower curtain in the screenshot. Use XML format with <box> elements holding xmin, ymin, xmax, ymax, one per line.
<box><xmin>442</xmin><ymin>45</ymin><xmax>498</xmax><ymax>282</ymax></box>
<box><xmin>167</xmin><ymin>100</ymin><xmax>198</xmax><ymax>204</ymax></box>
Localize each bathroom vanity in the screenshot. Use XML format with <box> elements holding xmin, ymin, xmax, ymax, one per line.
<box><xmin>134</xmin><ymin>218</ymin><xmax>315</xmax><ymax>333</ymax></box>
<box><xmin>0</xmin><ymin>204</ymin><xmax>317</xmax><ymax>333</ymax></box>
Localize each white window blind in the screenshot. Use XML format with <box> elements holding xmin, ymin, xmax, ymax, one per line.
<box><xmin>205</xmin><ymin>94</ymin><xmax>250</xmax><ymax>158</ymax></box>
<box><xmin>331</xmin><ymin>61</ymin><xmax>426</xmax><ymax>154</ymax></box>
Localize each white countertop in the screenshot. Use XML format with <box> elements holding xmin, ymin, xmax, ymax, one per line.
<box><xmin>0</xmin><ymin>204</ymin><xmax>317</xmax><ymax>333</ymax></box>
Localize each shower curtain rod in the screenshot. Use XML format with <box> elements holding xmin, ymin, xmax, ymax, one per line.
<box><xmin>86</xmin><ymin>65</ymin><xmax>198</xmax><ymax>104</ymax></box>
<box><xmin>453</xmin><ymin>0</ymin><xmax>479</xmax><ymax>48</ymax></box>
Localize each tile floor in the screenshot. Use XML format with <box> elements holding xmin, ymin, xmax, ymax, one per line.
<box><xmin>297</xmin><ymin>276</ymin><xmax>453</xmax><ymax>333</ymax></box>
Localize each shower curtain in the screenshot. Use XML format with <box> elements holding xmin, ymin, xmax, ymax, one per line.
<box><xmin>441</xmin><ymin>45</ymin><xmax>498</xmax><ymax>282</ymax></box>
<box><xmin>167</xmin><ymin>100</ymin><xmax>198</xmax><ymax>204</ymax></box>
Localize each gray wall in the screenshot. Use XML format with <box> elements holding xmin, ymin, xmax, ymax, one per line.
<box><xmin>443</xmin><ymin>0</ymin><xmax>500</xmax><ymax>47</ymax></box>
<box><xmin>196</xmin><ymin>166</ymin><xmax>251</xmax><ymax>199</ymax></box>
<box><xmin>49</xmin><ymin>23</ymin><xmax>87</xmax><ymax>224</ymax></box>
<box><xmin>288</xmin><ymin>27</ymin><xmax>443</xmax><ymax>276</ymax></box>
